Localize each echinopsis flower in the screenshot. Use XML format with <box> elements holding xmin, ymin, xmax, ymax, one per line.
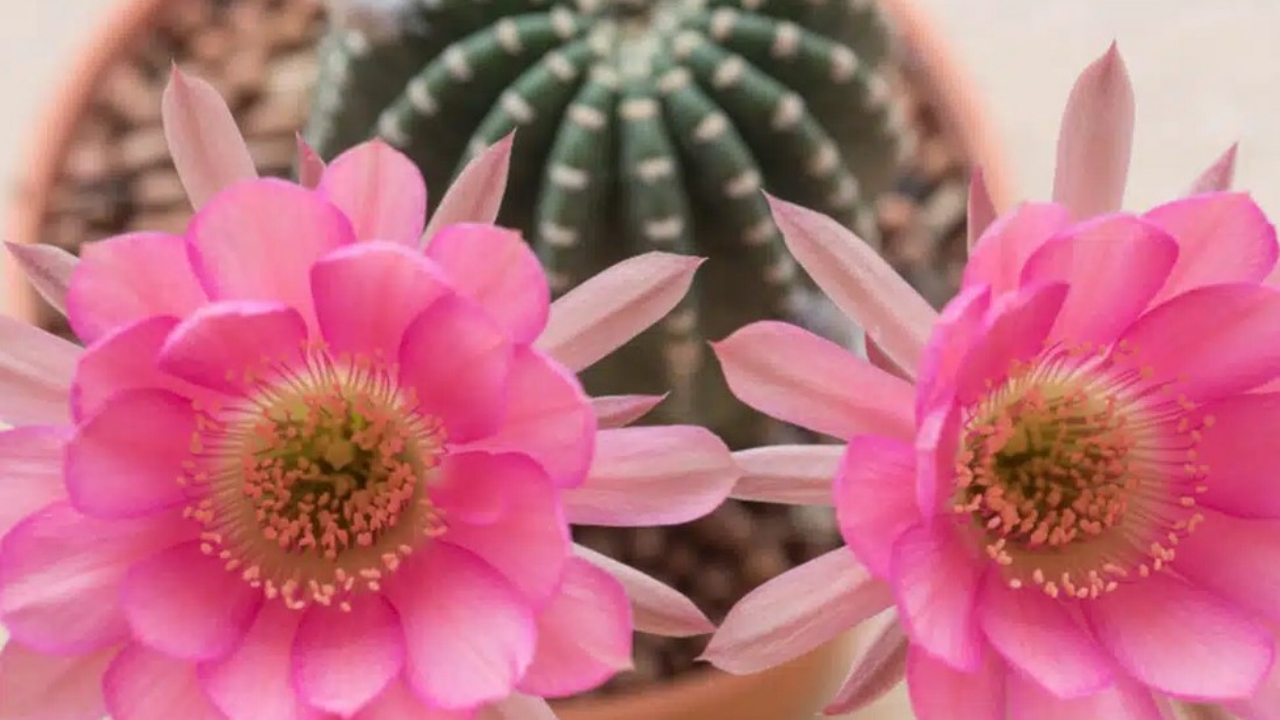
<box><xmin>703</xmin><ymin>44</ymin><xmax>1280</xmax><ymax>718</ymax></box>
<box><xmin>0</xmin><ymin>67</ymin><xmax>737</xmax><ymax>720</ymax></box>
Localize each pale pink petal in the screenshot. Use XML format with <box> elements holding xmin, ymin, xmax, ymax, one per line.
<box><xmin>0</xmin><ymin>315</ymin><xmax>79</xmax><ymax>425</ymax></box>
<box><xmin>72</xmin><ymin>316</ymin><xmax>210</xmax><ymax>421</ymax></box>
<box><xmin>6</xmin><ymin>242</ymin><xmax>75</xmax><ymax>316</ymax></box>
<box><xmin>1084</xmin><ymin>572</ymin><xmax>1272</xmax><ymax>700</ymax></box>
<box><xmin>1228</xmin><ymin>650</ymin><xmax>1280</xmax><ymax>720</ymax></box>
<box><xmin>536</xmin><ymin>252</ymin><xmax>702</xmax><ymax>372</ymax></box>
<box><xmin>1006</xmin><ymin>670</ymin><xmax>1167</xmax><ymax>720</ymax></box>
<box><xmin>591</xmin><ymin>394</ymin><xmax>666</xmax><ymax>429</ymax></box>
<box><xmin>295</xmin><ymin>134</ymin><xmax>326</xmax><ymax>189</ymax></box>
<box><xmin>293</xmin><ymin>596</ymin><xmax>404</xmax><ymax>716</ymax></box>
<box><xmin>966</xmin><ymin>167</ymin><xmax>998</xmax><ymax>252</ymax></box>
<box><xmin>1172</xmin><ymin>508</ymin><xmax>1280</xmax><ymax>628</ymax></box>
<box><xmin>864</xmin><ymin>335</ymin><xmax>910</xmax><ymax>380</ymax></box>
<box><xmin>67</xmin><ymin>232</ymin><xmax>207</xmax><ymax>343</ymax></box>
<box><xmin>1197</xmin><ymin>394</ymin><xmax>1280</xmax><ymax>518</ymax></box>
<box><xmin>199</xmin><ymin>602</ymin><xmax>322</xmax><ymax>720</ymax></box>
<box><xmin>962</xmin><ymin>202</ymin><xmax>1072</xmax><ymax>296</ymax></box>
<box><xmin>426</xmin><ymin>224</ymin><xmax>549</xmax><ymax>344</ymax></box>
<box><xmin>712</xmin><ymin>321</ymin><xmax>914</xmax><ymax>441</ymax></box>
<box><xmin>1186</xmin><ymin>143</ymin><xmax>1238</xmax><ymax>196</ymax></box>
<box><xmin>954</xmin><ymin>282</ymin><xmax>1068</xmax><ymax>406</ymax></box>
<box><xmin>186</xmin><ymin>179</ymin><xmax>353</xmax><ymax>328</ymax></box>
<box><xmin>398</xmin><ymin>294</ymin><xmax>512</xmax><ymax>443</ymax></box>
<box><xmin>162</xmin><ymin>64</ymin><xmax>257</xmax><ymax>210</ymax></box>
<box><xmin>1145</xmin><ymin>193</ymin><xmax>1278</xmax><ymax>304</ymax></box>
<box><xmin>318</xmin><ymin>140</ymin><xmax>426</xmax><ymax>245</ymax></box>
<box><xmin>310</xmin><ymin>241</ymin><xmax>452</xmax><ymax>357</ymax></box>
<box><xmin>422</xmin><ymin>133</ymin><xmax>514</xmax><ymax>243</ymax></box>
<box><xmin>353</xmin><ymin>680</ymin><xmax>471</xmax><ymax>720</ymax></box>
<box><xmin>158</xmin><ymin>301</ymin><xmax>308</xmax><ymax>396</ymax></box>
<box><xmin>731</xmin><ymin>444</ymin><xmax>840</xmax><ymax>505</ymax></box>
<box><xmin>65</xmin><ymin>389</ymin><xmax>194</xmax><ymax>519</ymax></box>
<box><xmin>517</xmin><ymin>557</ymin><xmax>633</xmax><ymax>698</ymax></box>
<box><xmin>1118</xmin><ymin>283</ymin><xmax>1280</xmax><ymax>403</ymax></box>
<box><xmin>478</xmin><ymin>693</ymin><xmax>560</xmax><ymax>720</ymax></box>
<box><xmin>0</xmin><ymin>503</ymin><xmax>190</xmax><ymax>655</ymax></box>
<box><xmin>563</xmin><ymin>425</ymin><xmax>738</xmax><ymax>526</ymax></box>
<box><xmin>767</xmin><ymin>194</ymin><xmax>936</xmax><ymax>375</ymax></box>
<box><xmin>890</xmin><ymin>523</ymin><xmax>985</xmax><ymax>671</ymax></box>
<box><xmin>392</xmin><ymin>543</ymin><xmax>536</xmax><ymax>710</ymax></box>
<box><xmin>104</xmin><ymin>644</ymin><xmax>224</xmax><ymax>720</ymax></box>
<box><xmin>905</xmin><ymin>646</ymin><xmax>1005</xmax><ymax>720</ymax></box>
<box><xmin>573</xmin><ymin>543</ymin><xmax>714</xmax><ymax>637</ymax></box>
<box><xmin>1019</xmin><ymin>214</ymin><xmax>1178</xmax><ymax>346</ymax></box>
<box><xmin>979</xmin><ymin>573</ymin><xmax>1113</xmax><ymax>697</ymax></box>
<box><xmin>122</xmin><ymin>541</ymin><xmax>262</xmax><ymax>661</ymax></box>
<box><xmin>0</xmin><ymin>426</ymin><xmax>70</xmax><ymax>538</ymax></box>
<box><xmin>915</xmin><ymin>284</ymin><xmax>991</xmax><ymax>418</ymax></box>
<box><xmin>461</xmin><ymin>345</ymin><xmax>594</xmax><ymax>488</ymax></box>
<box><xmin>0</xmin><ymin>643</ymin><xmax>115</xmax><ymax>720</ymax></box>
<box><xmin>835</xmin><ymin>435</ymin><xmax>923</xmax><ymax>578</ymax></box>
<box><xmin>702</xmin><ymin>548</ymin><xmax>893</xmax><ymax>675</ymax></box>
<box><xmin>822</xmin><ymin>610</ymin><xmax>908</xmax><ymax>715</ymax></box>
<box><xmin>1051</xmin><ymin>43</ymin><xmax>1135</xmax><ymax>220</ymax></box>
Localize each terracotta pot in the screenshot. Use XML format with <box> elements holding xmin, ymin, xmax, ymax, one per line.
<box><xmin>1</xmin><ymin>1</ymin><xmax>1010</xmax><ymax>719</ymax></box>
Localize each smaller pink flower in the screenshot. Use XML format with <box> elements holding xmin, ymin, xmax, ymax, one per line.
<box><xmin>702</xmin><ymin>44</ymin><xmax>1280</xmax><ymax>719</ymax></box>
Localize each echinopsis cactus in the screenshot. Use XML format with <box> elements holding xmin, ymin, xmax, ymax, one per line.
<box><xmin>306</xmin><ymin>0</ymin><xmax>911</xmax><ymax>448</ymax></box>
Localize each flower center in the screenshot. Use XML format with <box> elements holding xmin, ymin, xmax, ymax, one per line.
<box><xmin>183</xmin><ymin>346</ymin><xmax>447</xmax><ymax>611</ymax></box>
<box><xmin>953</xmin><ymin>342</ymin><xmax>1210</xmax><ymax>600</ymax></box>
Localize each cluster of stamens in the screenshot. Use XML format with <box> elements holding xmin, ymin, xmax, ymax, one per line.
<box><xmin>181</xmin><ymin>343</ymin><xmax>446</xmax><ymax>611</ymax></box>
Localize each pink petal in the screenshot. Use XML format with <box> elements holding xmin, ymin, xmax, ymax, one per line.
<box><xmin>318</xmin><ymin>140</ymin><xmax>426</xmax><ymax>245</ymax></box>
<box><xmin>1051</xmin><ymin>43</ymin><xmax>1135</xmax><ymax>220</ymax></box>
<box><xmin>295</xmin><ymin>134</ymin><xmax>326</xmax><ymax>189</ymax></box>
<box><xmin>517</xmin><ymin>557</ymin><xmax>633</xmax><ymax>698</ymax></box>
<box><xmin>1005</xmin><ymin>670</ymin><xmax>1167</xmax><ymax>720</ymax></box>
<box><xmin>0</xmin><ymin>643</ymin><xmax>115</xmax><ymax>720</ymax></box>
<box><xmin>712</xmin><ymin>321</ymin><xmax>914</xmax><ymax>441</ymax></box>
<box><xmin>1228</xmin><ymin>650</ymin><xmax>1280</xmax><ymax>720</ymax></box>
<box><xmin>1195</xmin><ymin>392</ymin><xmax>1280</xmax><ymax>518</ymax></box>
<box><xmin>962</xmin><ymin>202</ymin><xmax>1072</xmax><ymax>296</ymax></box>
<box><xmin>0</xmin><ymin>426</ymin><xmax>70</xmax><ymax>538</ymax></box>
<box><xmin>1186</xmin><ymin>143</ymin><xmax>1238</xmax><ymax>196</ymax></box>
<box><xmin>199</xmin><ymin>602</ymin><xmax>322</xmax><ymax>720</ymax></box>
<box><xmin>835</xmin><ymin>435</ymin><xmax>923</xmax><ymax>578</ymax></box>
<box><xmin>1084</xmin><ymin>571</ymin><xmax>1272</xmax><ymax>700</ymax></box>
<box><xmin>978</xmin><ymin>574</ymin><xmax>1113</xmax><ymax>697</ymax></box>
<box><xmin>122</xmin><ymin>541</ymin><xmax>262</xmax><ymax>661</ymax></box>
<box><xmin>1118</xmin><ymin>283</ymin><xmax>1280</xmax><ymax>404</ymax></box>
<box><xmin>104</xmin><ymin>644</ymin><xmax>224</xmax><ymax>720</ymax></box>
<box><xmin>905</xmin><ymin>646</ymin><xmax>1005</xmax><ymax>720</ymax></box>
<box><xmin>73</xmin><ymin>316</ymin><xmax>174</xmax><ymax>420</ymax></box>
<box><xmin>954</xmin><ymin>282</ymin><xmax>1069</xmax><ymax>406</ymax></box>
<box><xmin>7</xmin><ymin>242</ymin><xmax>76</xmax><ymax>316</ymax></box>
<box><xmin>391</xmin><ymin>543</ymin><xmax>536</xmax><ymax>710</ymax></box>
<box><xmin>430</xmin><ymin>451</ymin><xmax>517</xmax><ymax>525</ymax></box>
<box><xmin>702</xmin><ymin>548</ymin><xmax>893</xmax><ymax>675</ymax></box>
<box><xmin>890</xmin><ymin>522</ymin><xmax>985</xmax><ymax>671</ymax></box>
<box><xmin>461</xmin><ymin>345</ymin><xmax>594</xmax><ymax>488</ymax></box>
<box><xmin>865</xmin><ymin>335</ymin><xmax>910</xmax><ymax>381</ymax></box>
<box><xmin>162</xmin><ymin>64</ymin><xmax>257</xmax><ymax>210</ymax></box>
<box><xmin>822</xmin><ymin>611</ymin><xmax>907</xmax><ymax>715</ymax></box>
<box><xmin>1145</xmin><ymin>193</ymin><xmax>1278</xmax><ymax>304</ymax></box>
<box><xmin>0</xmin><ymin>503</ymin><xmax>190</xmax><ymax>655</ymax></box>
<box><xmin>966</xmin><ymin>167</ymin><xmax>998</xmax><ymax>251</ymax></box>
<box><xmin>536</xmin><ymin>252</ymin><xmax>702</xmax><ymax>372</ymax></box>
<box><xmin>564</xmin><ymin>425</ymin><xmax>738</xmax><ymax>527</ymax></box>
<box><xmin>915</xmin><ymin>284</ymin><xmax>991</xmax><ymax>419</ymax></box>
<box><xmin>441</xmin><ymin>453</ymin><xmax>570</xmax><ymax>606</ymax></box>
<box><xmin>426</xmin><ymin>224</ymin><xmax>549</xmax><ymax>344</ymax></box>
<box><xmin>421</xmin><ymin>133</ymin><xmax>514</xmax><ymax>243</ymax></box>
<box><xmin>353</xmin><ymin>680</ymin><xmax>471</xmax><ymax>720</ymax></box>
<box><xmin>478</xmin><ymin>693</ymin><xmax>560</xmax><ymax>720</ymax></box>
<box><xmin>1019</xmin><ymin>214</ymin><xmax>1178</xmax><ymax>346</ymax></box>
<box><xmin>310</xmin><ymin>241</ymin><xmax>451</xmax><ymax>357</ymax></box>
<box><xmin>731</xmin><ymin>444</ymin><xmax>841</xmax><ymax>505</ymax></box>
<box><xmin>1172</xmin><ymin>509</ymin><xmax>1280</xmax><ymax>628</ymax></box>
<box><xmin>0</xmin><ymin>315</ymin><xmax>80</xmax><ymax>426</ymax></box>
<box><xmin>186</xmin><ymin>178</ymin><xmax>353</xmax><ymax>329</ymax></box>
<box><xmin>398</xmin><ymin>294</ymin><xmax>513</xmax><ymax>443</ymax></box>
<box><xmin>767</xmin><ymin>194</ymin><xmax>936</xmax><ymax>375</ymax></box>
<box><xmin>573</xmin><ymin>543</ymin><xmax>714</xmax><ymax>637</ymax></box>
<box><xmin>293</xmin><ymin>596</ymin><xmax>404</xmax><ymax>716</ymax></box>
<box><xmin>67</xmin><ymin>232</ymin><xmax>207</xmax><ymax>343</ymax></box>
<box><xmin>158</xmin><ymin>301</ymin><xmax>308</xmax><ymax>396</ymax></box>
<box><xmin>591</xmin><ymin>394</ymin><xmax>666</xmax><ymax>429</ymax></box>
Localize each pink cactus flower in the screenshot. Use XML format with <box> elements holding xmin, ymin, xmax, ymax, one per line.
<box><xmin>0</xmin><ymin>68</ymin><xmax>736</xmax><ymax>720</ymax></box>
<box><xmin>703</xmin><ymin>44</ymin><xmax>1280</xmax><ymax>718</ymax></box>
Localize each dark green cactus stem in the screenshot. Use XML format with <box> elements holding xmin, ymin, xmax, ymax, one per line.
<box><xmin>306</xmin><ymin>0</ymin><xmax>912</xmax><ymax>449</ymax></box>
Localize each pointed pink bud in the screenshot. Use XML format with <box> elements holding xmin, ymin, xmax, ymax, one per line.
<box><xmin>421</xmin><ymin>132</ymin><xmax>514</xmax><ymax>243</ymax></box>
<box><xmin>1186</xmin><ymin>143</ymin><xmax>1239</xmax><ymax>196</ymax></box>
<box><xmin>966</xmin><ymin>167</ymin><xmax>997</xmax><ymax>251</ymax></box>
<box><xmin>295</xmin><ymin>134</ymin><xmax>327</xmax><ymax>189</ymax></box>
<box><xmin>1051</xmin><ymin>42</ymin><xmax>1135</xmax><ymax>219</ymax></box>
<box><xmin>161</xmin><ymin>64</ymin><xmax>257</xmax><ymax>209</ymax></box>
<box><xmin>5</xmin><ymin>243</ymin><xmax>77</xmax><ymax>316</ymax></box>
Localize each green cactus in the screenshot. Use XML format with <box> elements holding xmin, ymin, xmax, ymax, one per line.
<box><xmin>305</xmin><ymin>0</ymin><xmax>910</xmax><ymax>449</ymax></box>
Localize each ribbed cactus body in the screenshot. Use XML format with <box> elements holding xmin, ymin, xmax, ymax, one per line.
<box><xmin>307</xmin><ymin>0</ymin><xmax>909</xmax><ymax>448</ymax></box>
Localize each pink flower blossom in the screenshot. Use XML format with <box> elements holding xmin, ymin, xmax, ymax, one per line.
<box><xmin>703</xmin><ymin>44</ymin><xmax>1280</xmax><ymax>718</ymax></box>
<box><xmin>0</xmin><ymin>67</ymin><xmax>736</xmax><ymax>720</ymax></box>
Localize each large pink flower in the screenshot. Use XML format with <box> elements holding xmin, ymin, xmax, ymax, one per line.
<box><xmin>0</xmin><ymin>68</ymin><xmax>736</xmax><ymax>720</ymax></box>
<box><xmin>703</xmin><ymin>45</ymin><xmax>1280</xmax><ymax>718</ymax></box>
